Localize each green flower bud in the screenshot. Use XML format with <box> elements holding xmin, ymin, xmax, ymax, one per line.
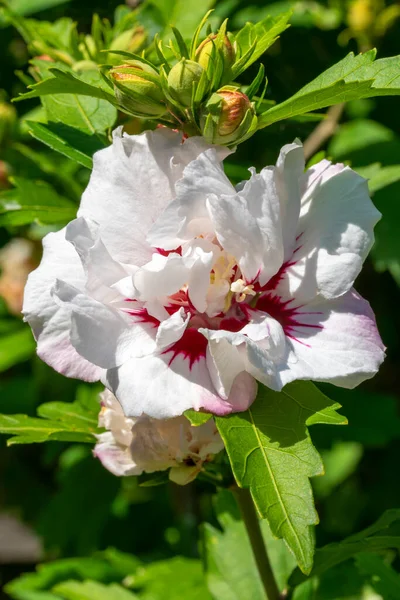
<box><xmin>110</xmin><ymin>61</ymin><xmax>167</xmax><ymax>118</ymax></box>
<box><xmin>200</xmin><ymin>87</ymin><xmax>258</xmax><ymax>146</ymax></box>
<box><xmin>167</xmin><ymin>59</ymin><xmax>206</xmax><ymax>107</ymax></box>
<box><xmin>195</xmin><ymin>34</ymin><xmax>234</xmax><ymax>73</ymax></box>
<box><xmin>108</xmin><ymin>26</ymin><xmax>147</xmax><ymax>64</ymax></box>
<box><xmin>72</xmin><ymin>60</ymin><xmax>98</xmax><ymax>73</ymax></box>
<box><xmin>0</xmin><ymin>102</ymin><xmax>17</xmax><ymax>145</ymax></box>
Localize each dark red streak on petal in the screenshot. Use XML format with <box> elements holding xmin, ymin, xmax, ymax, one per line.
<box><xmin>254</xmin><ymin>293</ymin><xmax>323</xmax><ymax>344</ymax></box>
<box><xmin>127</xmin><ymin>307</ymin><xmax>160</xmax><ymax>328</ymax></box>
<box><xmin>162</xmin><ymin>328</ymin><xmax>207</xmax><ymax>370</ymax></box>
<box><xmin>155</xmin><ymin>246</ymin><xmax>182</xmax><ymax>256</ymax></box>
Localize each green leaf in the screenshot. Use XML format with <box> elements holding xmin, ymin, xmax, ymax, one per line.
<box><xmin>215</xmin><ymin>381</ymin><xmax>346</xmax><ymax>574</ymax></box>
<box><xmin>232</xmin><ymin>11</ymin><xmax>292</xmax><ymax>78</ymax></box>
<box><xmin>0</xmin><ymin>177</ymin><xmax>76</xmax><ymax>226</ymax></box>
<box><xmin>0</xmin><ymin>393</ymin><xmax>102</xmax><ymax>445</ymax></box>
<box><xmin>15</xmin><ymin>67</ymin><xmax>117</xmax><ymax>135</ymax></box>
<box><xmin>5</xmin><ymin>552</ymin><xmax>141</xmax><ymax>600</ymax></box>
<box><xmin>360</xmin><ymin>164</ymin><xmax>400</xmax><ymax>194</ymax></box>
<box><xmin>203</xmin><ymin>490</ymin><xmax>296</xmax><ymax>599</ymax></box>
<box><xmin>184</xmin><ymin>409</ymin><xmax>212</xmax><ymax>426</ymax></box>
<box><xmin>26</xmin><ymin>121</ymin><xmax>106</xmax><ymax>169</ymax></box>
<box><xmin>0</xmin><ymin>326</ymin><xmax>35</xmax><ymax>371</ymax></box>
<box><xmin>3</xmin><ymin>0</ymin><xmax>71</xmax><ymax>16</ymax></box>
<box><xmin>14</xmin><ymin>68</ymin><xmax>115</xmax><ymax>103</ymax></box>
<box><xmin>258</xmin><ymin>50</ymin><xmax>400</xmax><ymax>128</ymax></box>
<box><xmin>355</xmin><ymin>553</ymin><xmax>400</xmax><ymax>600</ymax></box>
<box><xmin>52</xmin><ymin>581</ymin><xmax>139</xmax><ymax>600</ymax></box>
<box><xmin>290</xmin><ymin>509</ymin><xmax>400</xmax><ymax>585</ymax></box>
<box><xmin>129</xmin><ymin>557</ymin><xmax>212</xmax><ymax>600</ymax></box>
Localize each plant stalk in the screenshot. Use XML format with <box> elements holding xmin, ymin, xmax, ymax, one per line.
<box><xmin>234</xmin><ymin>486</ymin><xmax>281</xmax><ymax>600</ymax></box>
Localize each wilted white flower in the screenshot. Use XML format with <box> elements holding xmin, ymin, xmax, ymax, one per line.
<box><xmin>23</xmin><ymin>128</ymin><xmax>385</xmax><ymax>418</ymax></box>
<box><xmin>94</xmin><ymin>389</ymin><xmax>224</xmax><ymax>484</ymax></box>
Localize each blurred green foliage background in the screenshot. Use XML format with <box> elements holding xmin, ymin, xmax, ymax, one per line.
<box><xmin>0</xmin><ymin>0</ymin><xmax>400</xmax><ymax>598</ymax></box>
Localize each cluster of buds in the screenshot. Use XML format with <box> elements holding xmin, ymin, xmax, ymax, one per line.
<box><xmin>106</xmin><ymin>16</ymin><xmax>261</xmax><ymax>146</ymax></box>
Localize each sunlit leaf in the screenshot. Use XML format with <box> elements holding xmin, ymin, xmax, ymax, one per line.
<box><xmin>215</xmin><ymin>381</ymin><xmax>346</xmax><ymax>573</ymax></box>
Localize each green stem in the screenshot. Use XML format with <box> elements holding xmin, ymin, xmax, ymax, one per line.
<box><xmin>234</xmin><ymin>486</ymin><xmax>281</xmax><ymax>600</ymax></box>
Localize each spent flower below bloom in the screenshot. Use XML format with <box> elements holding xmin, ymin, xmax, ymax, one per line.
<box><xmin>23</xmin><ymin>128</ymin><xmax>385</xmax><ymax>419</ymax></box>
<box><xmin>94</xmin><ymin>389</ymin><xmax>224</xmax><ymax>484</ymax></box>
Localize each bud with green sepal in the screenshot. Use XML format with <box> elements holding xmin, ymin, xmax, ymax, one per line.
<box><xmin>194</xmin><ymin>19</ymin><xmax>235</xmax><ymax>89</ymax></box>
<box><xmin>200</xmin><ymin>86</ymin><xmax>258</xmax><ymax>146</ymax></box>
<box><xmin>167</xmin><ymin>58</ymin><xmax>208</xmax><ymax>108</ymax></box>
<box><xmin>107</xmin><ymin>26</ymin><xmax>147</xmax><ymax>65</ymax></box>
<box><xmin>109</xmin><ymin>61</ymin><xmax>167</xmax><ymax>118</ymax></box>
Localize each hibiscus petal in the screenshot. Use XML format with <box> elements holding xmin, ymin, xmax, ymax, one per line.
<box><xmin>94</xmin><ymin>432</ymin><xmax>140</xmax><ymax>476</ymax></box>
<box><xmin>286</xmin><ymin>164</ymin><xmax>380</xmax><ymax>301</ymax></box>
<box><xmin>23</xmin><ymin>228</ymin><xmax>102</xmax><ymax>382</ymax></box>
<box><xmin>278</xmin><ymin>289</ymin><xmax>386</xmax><ymax>388</ymax></box>
<box><xmin>66</xmin><ymin>217</ymin><xmax>128</xmax><ymax>303</ymax></box>
<box><xmin>104</xmin><ymin>329</ymin><xmax>256</xmax><ymax>418</ymax></box>
<box><xmin>273</xmin><ymin>139</ymin><xmax>304</xmax><ymax>260</ymax></box>
<box><xmin>147</xmin><ymin>148</ymin><xmax>235</xmax><ymax>249</ymax></box>
<box><xmin>79</xmin><ymin>129</ymin><xmax>222</xmax><ymax>266</ymax></box>
<box><xmin>207</xmin><ymin>169</ymin><xmax>283</xmax><ymax>285</ymax></box>
<box><xmin>155</xmin><ymin>308</ymin><xmax>190</xmax><ymax>349</ymax></box>
<box><xmin>53</xmin><ymin>280</ymin><xmax>156</xmax><ymax>367</ymax></box>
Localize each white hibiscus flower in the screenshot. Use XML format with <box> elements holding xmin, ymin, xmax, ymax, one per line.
<box><xmin>94</xmin><ymin>389</ymin><xmax>224</xmax><ymax>484</ymax></box>
<box><xmin>23</xmin><ymin>128</ymin><xmax>385</xmax><ymax>418</ymax></box>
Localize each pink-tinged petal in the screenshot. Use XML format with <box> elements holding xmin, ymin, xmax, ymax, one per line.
<box><xmin>277</xmin><ymin>290</ymin><xmax>386</xmax><ymax>388</ymax></box>
<box><xmin>23</xmin><ymin>228</ymin><xmax>102</xmax><ymax>382</ymax></box>
<box><xmin>207</xmin><ymin>168</ymin><xmax>283</xmax><ymax>286</ymax></box>
<box><xmin>104</xmin><ymin>328</ymin><xmax>255</xmax><ymax>418</ymax></box>
<box><xmin>53</xmin><ymin>280</ymin><xmax>157</xmax><ymax>368</ymax></box>
<box><xmin>147</xmin><ymin>148</ymin><xmax>234</xmax><ymax>249</ymax></box>
<box><xmin>274</xmin><ymin>139</ymin><xmax>304</xmax><ymax>261</ymax></box>
<box><xmin>279</xmin><ymin>164</ymin><xmax>381</xmax><ymax>302</ymax></box>
<box><xmin>94</xmin><ymin>432</ymin><xmax>140</xmax><ymax>476</ymax></box>
<box><xmin>79</xmin><ymin>129</ymin><xmax>226</xmax><ymax>266</ymax></box>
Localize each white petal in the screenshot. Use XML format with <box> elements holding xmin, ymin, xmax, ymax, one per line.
<box><xmin>274</xmin><ymin>139</ymin><xmax>304</xmax><ymax>260</ymax></box>
<box><xmin>94</xmin><ymin>433</ymin><xmax>140</xmax><ymax>477</ymax></box>
<box><xmin>104</xmin><ymin>328</ymin><xmax>255</xmax><ymax>418</ymax></box>
<box><xmin>279</xmin><ymin>165</ymin><xmax>381</xmax><ymax>302</ymax></box>
<box><xmin>22</xmin><ymin>228</ymin><xmax>102</xmax><ymax>382</ymax></box>
<box><xmin>147</xmin><ymin>148</ymin><xmax>234</xmax><ymax>249</ymax></box>
<box><xmin>79</xmin><ymin>129</ymin><xmax>223</xmax><ymax>266</ymax></box>
<box><xmin>53</xmin><ymin>280</ymin><xmax>156</xmax><ymax>367</ymax></box>
<box><xmin>133</xmin><ymin>253</ymin><xmax>187</xmax><ymax>300</ymax></box>
<box><xmin>155</xmin><ymin>308</ymin><xmax>190</xmax><ymax>349</ymax></box>
<box><xmin>66</xmin><ymin>217</ymin><xmax>128</xmax><ymax>303</ymax></box>
<box><xmin>278</xmin><ymin>290</ymin><xmax>386</xmax><ymax>388</ymax></box>
<box><xmin>207</xmin><ymin>168</ymin><xmax>283</xmax><ymax>285</ymax></box>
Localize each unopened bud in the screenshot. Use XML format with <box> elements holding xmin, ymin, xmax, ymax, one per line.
<box><xmin>0</xmin><ymin>102</ymin><xmax>17</xmax><ymax>145</ymax></box>
<box><xmin>200</xmin><ymin>87</ymin><xmax>258</xmax><ymax>146</ymax></box>
<box><xmin>72</xmin><ymin>60</ymin><xmax>98</xmax><ymax>72</ymax></box>
<box><xmin>110</xmin><ymin>61</ymin><xmax>166</xmax><ymax>118</ymax></box>
<box><xmin>195</xmin><ymin>34</ymin><xmax>234</xmax><ymax>74</ymax></box>
<box><xmin>167</xmin><ymin>59</ymin><xmax>206</xmax><ymax>107</ymax></box>
<box><xmin>0</xmin><ymin>161</ymin><xmax>11</xmax><ymax>190</ymax></box>
<box><xmin>109</xmin><ymin>26</ymin><xmax>147</xmax><ymax>64</ymax></box>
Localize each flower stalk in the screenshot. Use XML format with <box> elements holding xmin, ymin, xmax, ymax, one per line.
<box><xmin>234</xmin><ymin>486</ymin><xmax>281</xmax><ymax>600</ymax></box>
